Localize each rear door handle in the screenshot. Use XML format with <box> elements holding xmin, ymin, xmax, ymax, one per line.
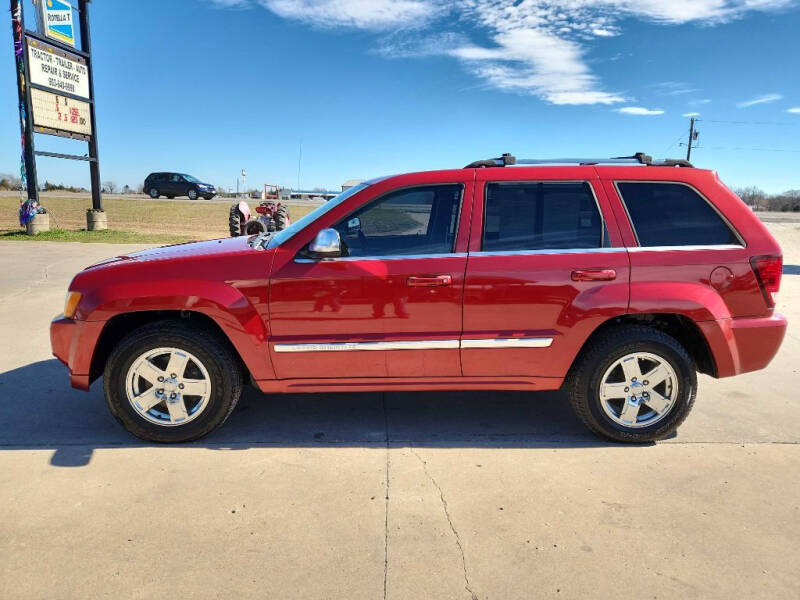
<box><xmin>571</xmin><ymin>269</ymin><xmax>617</xmax><ymax>282</ymax></box>
<box><xmin>407</xmin><ymin>275</ymin><xmax>452</xmax><ymax>287</ymax></box>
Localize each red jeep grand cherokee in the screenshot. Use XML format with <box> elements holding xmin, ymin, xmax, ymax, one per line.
<box><xmin>51</xmin><ymin>153</ymin><xmax>787</xmax><ymax>443</ymax></box>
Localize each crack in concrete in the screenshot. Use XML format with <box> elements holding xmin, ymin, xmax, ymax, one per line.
<box><xmin>411</xmin><ymin>448</ymin><xmax>478</xmax><ymax>600</ymax></box>
<box><xmin>0</xmin><ymin>256</ymin><xmax>73</xmax><ymax>303</ymax></box>
<box><xmin>382</xmin><ymin>392</ymin><xmax>390</xmax><ymax>600</ymax></box>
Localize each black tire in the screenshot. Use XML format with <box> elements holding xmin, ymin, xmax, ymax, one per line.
<box><xmin>244</xmin><ymin>219</ymin><xmax>266</xmax><ymax>235</ymax></box>
<box><xmin>274</xmin><ymin>205</ymin><xmax>290</xmax><ymax>231</ymax></box>
<box><xmin>149</xmin><ymin>188</ymin><xmax>159</xmax><ymax>199</ymax></box>
<box><xmin>229</xmin><ymin>204</ymin><xmax>242</xmax><ymax>237</ymax></box>
<box><xmin>103</xmin><ymin>320</ymin><xmax>243</xmax><ymax>443</ymax></box>
<box><xmin>188</xmin><ymin>188</ymin><xmax>198</xmax><ymax>200</ymax></box>
<box><xmin>565</xmin><ymin>325</ymin><xmax>697</xmax><ymax>443</ymax></box>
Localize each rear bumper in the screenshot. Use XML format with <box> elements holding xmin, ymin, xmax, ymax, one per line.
<box><xmin>50</xmin><ymin>315</ymin><xmax>106</xmax><ymax>391</ymax></box>
<box><xmin>699</xmin><ymin>313</ymin><xmax>787</xmax><ymax>378</ymax></box>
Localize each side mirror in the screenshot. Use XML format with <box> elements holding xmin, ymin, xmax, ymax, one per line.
<box><xmin>306</xmin><ymin>228</ymin><xmax>342</xmax><ymax>259</ymax></box>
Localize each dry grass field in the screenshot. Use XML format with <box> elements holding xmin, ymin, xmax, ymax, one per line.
<box><xmin>0</xmin><ymin>192</ymin><xmax>321</xmax><ymax>244</ymax></box>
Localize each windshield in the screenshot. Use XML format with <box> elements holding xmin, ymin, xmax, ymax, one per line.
<box><xmin>181</xmin><ymin>174</ymin><xmax>200</xmax><ymax>183</ymax></box>
<box><xmin>268</xmin><ymin>183</ymin><xmax>370</xmax><ymax>248</ymax></box>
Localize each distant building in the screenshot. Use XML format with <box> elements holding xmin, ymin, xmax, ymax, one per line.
<box><xmin>341</xmin><ymin>179</ymin><xmax>363</xmax><ymax>191</ymax></box>
<box><xmin>289</xmin><ymin>189</ymin><xmax>338</xmax><ymax>202</ymax></box>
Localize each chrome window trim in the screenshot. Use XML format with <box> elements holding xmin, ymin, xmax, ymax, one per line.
<box><xmin>626</xmin><ymin>244</ymin><xmax>744</xmax><ymax>252</ymax></box>
<box><xmin>294</xmin><ymin>252</ymin><xmax>468</xmax><ymax>264</ymax></box>
<box><xmin>461</xmin><ymin>337</ymin><xmax>553</xmax><ymax>349</ymax></box>
<box><xmin>613</xmin><ymin>180</ymin><xmax>746</xmax><ymax>249</ymax></box>
<box><xmin>468</xmin><ymin>247</ymin><xmax>625</xmax><ymax>258</ymax></box>
<box><xmin>274</xmin><ymin>337</ymin><xmax>554</xmax><ymax>352</ymax></box>
<box><xmin>481</xmin><ymin>179</ymin><xmax>609</xmax><ymax>252</ymax></box>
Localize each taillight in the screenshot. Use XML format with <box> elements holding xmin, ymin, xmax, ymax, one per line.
<box><xmin>750</xmin><ymin>255</ymin><xmax>782</xmax><ymax>308</ymax></box>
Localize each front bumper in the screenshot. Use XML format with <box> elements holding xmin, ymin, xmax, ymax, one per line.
<box><xmin>50</xmin><ymin>315</ymin><xmax>106</xmax><ymax>391</ymax></box>
<box><xmin>699</xmin><ymin>313</ymin><xmax>788</xmax><ymax>378</ymax></box>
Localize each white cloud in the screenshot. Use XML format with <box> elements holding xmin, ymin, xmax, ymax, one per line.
<box><xmin>689</xmin><ymin>98</ymin><xmax>712</xmax><ymax>105</ymax></box>
<box><xmin>209</xmin><ymin>0</ymin><xmax>251</xmax><ymax>6</ymax></box>
<box><xmin>257</xmin><ymin>0</ymin><xmax>441</xmax><ymax>30</ymax></box>
<box><xmin>737</xmin><ymin>93</ymin><xmax>784</xmax><ymax>108</ymax></box>
<box><xmin>250</xmin><ymin>0</ymin><xmax>797</xmax><ymax>104</ymax></box>
<box><xmin>448</xmin><ymin>29</ymin><xmax>625</xmax><ymax>105</ymax></box>
<box><xmin>617</xmin><ymin>106</ymin><xmax>665</xmax><ymax>115</ymax></box>
<box><xmin>683</xmin><ymin>112</ymin><xmax>701</xmax><ymax>117</ymax></box>
<box><xmin>787</xmin><ymin>107</ymin><xmax>800</xmax><ymax>114</ymax></box>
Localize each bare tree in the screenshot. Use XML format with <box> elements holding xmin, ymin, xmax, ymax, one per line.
<box><xmin>0</xmin><ymin>174</ymin><xmax>23</xmax><ymax>190</ymax></box>
<box><xmin>103</xmin><ymin>181</ymin><xmax>118</xmax><ymax>194</ymax></box>
<box><xmin>733</xmin><ymin>186</ymin><xmax>766</xmax><ymax>210</ymax></box>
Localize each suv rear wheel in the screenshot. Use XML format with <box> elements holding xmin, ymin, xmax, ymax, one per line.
<box><xmin>148</xmin><ymin>187</ymin><xmax>159</xmax><ymax>199</ymax></box>
<box><xmin>566</xmin><ymin>325</ymin><xmax>696</xmax><ymax>443</ymax></box>
<box><xmin>103</xmin><ymin>320</ymin><xmax>243</xmax><ymax>443</ymax></box>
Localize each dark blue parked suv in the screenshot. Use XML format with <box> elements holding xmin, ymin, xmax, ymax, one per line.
<box><xmin>144</xmin><ymin>172</ymin><xmax>216</xmax><ymax>200</ymax></box>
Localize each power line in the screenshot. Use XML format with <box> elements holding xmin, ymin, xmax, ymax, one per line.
<box><xmin>704</xmin><ymin>119</ymin><xmax>800</xmax><ymax>127</ymax></box>
<box><xmin>661</xmin><ymin>130</ymin><xmax>687</xmax><ymax>155</ymax></box>
<box><xmin>695</xmin><ymin>145</ymin><xmax>800</xmax><ymax>153</ymax></box>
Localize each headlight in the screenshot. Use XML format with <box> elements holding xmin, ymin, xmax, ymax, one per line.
<box><xmin>64</xmin><ymin>291</ymin><xmax>82</xmax><ymax>318</ymax></box>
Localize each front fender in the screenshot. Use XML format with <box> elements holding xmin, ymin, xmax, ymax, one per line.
<box><xmin>77</xmin><ymin>279</ymin><xmax>274</xmax><ymax>381</ymax></box>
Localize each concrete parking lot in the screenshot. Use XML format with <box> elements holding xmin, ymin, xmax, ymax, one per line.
<box><xmin>1</xmin><ymin>227</ymin><xmax>799</xmax><ymax>599</ymax></box>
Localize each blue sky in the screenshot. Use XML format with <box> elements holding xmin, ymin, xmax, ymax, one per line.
<box><xmin>2</xmin><ymin>0</ymin><xmax>800</xmax><ymax>193</ymax></box>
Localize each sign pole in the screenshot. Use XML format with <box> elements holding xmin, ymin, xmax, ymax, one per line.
<box><xmin>10</xmin><ymin>0</ymin><xmax>39</xmax><ymax>208</ymax></box>
<box><xmin>78</xmin><ymin>0</ymin><xmax>101</xmax><ymax>211</ymax></box>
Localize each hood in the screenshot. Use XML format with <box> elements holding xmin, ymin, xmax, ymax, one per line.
<box><xmin>84</xmin><ymin>236</ymin><xmax>257</xmax><ymax>271</ymax></box>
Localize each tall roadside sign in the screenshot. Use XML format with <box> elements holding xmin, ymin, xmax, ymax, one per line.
<box><xmin>39</xmin><ymin>0</ymin><xmax>75</xmax><ymax>47</ymax></box>
<box><xmin>10</xmin><ymin>0</ymin><xmax>104</xmax><ymax>229</ymax></box>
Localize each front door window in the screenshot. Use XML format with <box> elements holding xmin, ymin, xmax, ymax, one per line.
<box><xmin>332</xmin><ymin>184</ymin><xmax>463</xmax><ymax>257</ymax></box>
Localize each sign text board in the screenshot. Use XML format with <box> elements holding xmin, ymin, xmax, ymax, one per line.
<box><xmin>31</xmin><ymin>87</ymin><xmax>92</xmax><ymax>140</ymax></box>
<box><xmin>40</xmin><ymin>0</ymin><xmax>76</xmax><ymax>47</ymax></box>
<box><xmin>26</xmin><ymin>38</ymin><xmax>89</xmax><ymax>99</ymax></box>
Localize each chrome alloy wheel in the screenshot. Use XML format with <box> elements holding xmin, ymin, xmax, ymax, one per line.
<box><xmin>125</xmin><ymin>347</ymin><xmax>212</xmax><ymax>426</ymax></box>
<box><xmin>598</xmin><ymin>352</ymin><xmax>678</xmax><ymax>428</ymax></box>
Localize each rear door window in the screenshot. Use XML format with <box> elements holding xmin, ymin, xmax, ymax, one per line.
<box><xmin>617</xmin><ymin>182</ymin><xmax>740</xmax><ymax>247</ymax></box>
<box><xmin>482</xmin><ymin>181</ymin><xmax>604</xmax><ymax>251</ymax></box>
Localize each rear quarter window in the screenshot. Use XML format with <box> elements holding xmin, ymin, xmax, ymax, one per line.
<box><xmin>617</xmin><ymin>182</ymin><xmax>740</xmax><ymax>247</ymax></box>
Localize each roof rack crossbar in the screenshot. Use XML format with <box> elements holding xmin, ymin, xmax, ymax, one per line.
<box><xmin>464</xmin><ymin>152</ymin><xmax>693</xmax><ymax>168</ymax></box>
<box><xmin>517</xmin><ymin>157</ymin><xmax>643</xmax><ymax>165</ymax></box>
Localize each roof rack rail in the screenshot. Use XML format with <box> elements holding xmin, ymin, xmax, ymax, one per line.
<box><xmin>463</xmin><ymin>152</ymin><xmax>693</xmax><ymax>169</ymax></box>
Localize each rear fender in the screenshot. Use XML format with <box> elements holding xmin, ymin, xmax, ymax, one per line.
<box><xmin>628</xmin><ymin>281</ymin><xmax>731</xmax><ymax>322</ymax></box>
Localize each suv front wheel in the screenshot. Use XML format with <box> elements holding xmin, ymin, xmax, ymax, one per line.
<box><xmin>566</xmin><ymin>325</ymin><xmax>697</xmax><ymax>443</ymax></box>
<box><xmin>104</xmin><ymin>320</ymin><xmax>243</xmax><ymax>443</ymax></box>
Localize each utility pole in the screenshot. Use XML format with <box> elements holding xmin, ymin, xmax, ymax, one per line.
<box><xmin>78</xmin><ymin>0</ymin><xmax>102</xmax><ymax>211</ymax></box>
<box><xmin>686</xmin><ymin>117</ymin><xmax>699</xmax><ymax>162</ymax></box>
<box><xmin>10</xmin><ymin>0</ymin><xmax>38</xmax><ymax>206</ymax></box>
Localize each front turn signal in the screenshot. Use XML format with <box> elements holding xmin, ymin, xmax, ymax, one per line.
<box><xmin>64</xmin><ymin>291</ymin><xmax>83</xmax><ymax>318</ymax></box>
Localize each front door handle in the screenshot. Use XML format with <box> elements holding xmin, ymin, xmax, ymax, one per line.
<box><xmin>571</xmin><ymin>269</ymin><xmax>617</xmax><ymax>282</ymax></box>
<box><xmin>407</xmin><ymin>275</ymin><xmax>452</xmax><ymax>287</ymax></box>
